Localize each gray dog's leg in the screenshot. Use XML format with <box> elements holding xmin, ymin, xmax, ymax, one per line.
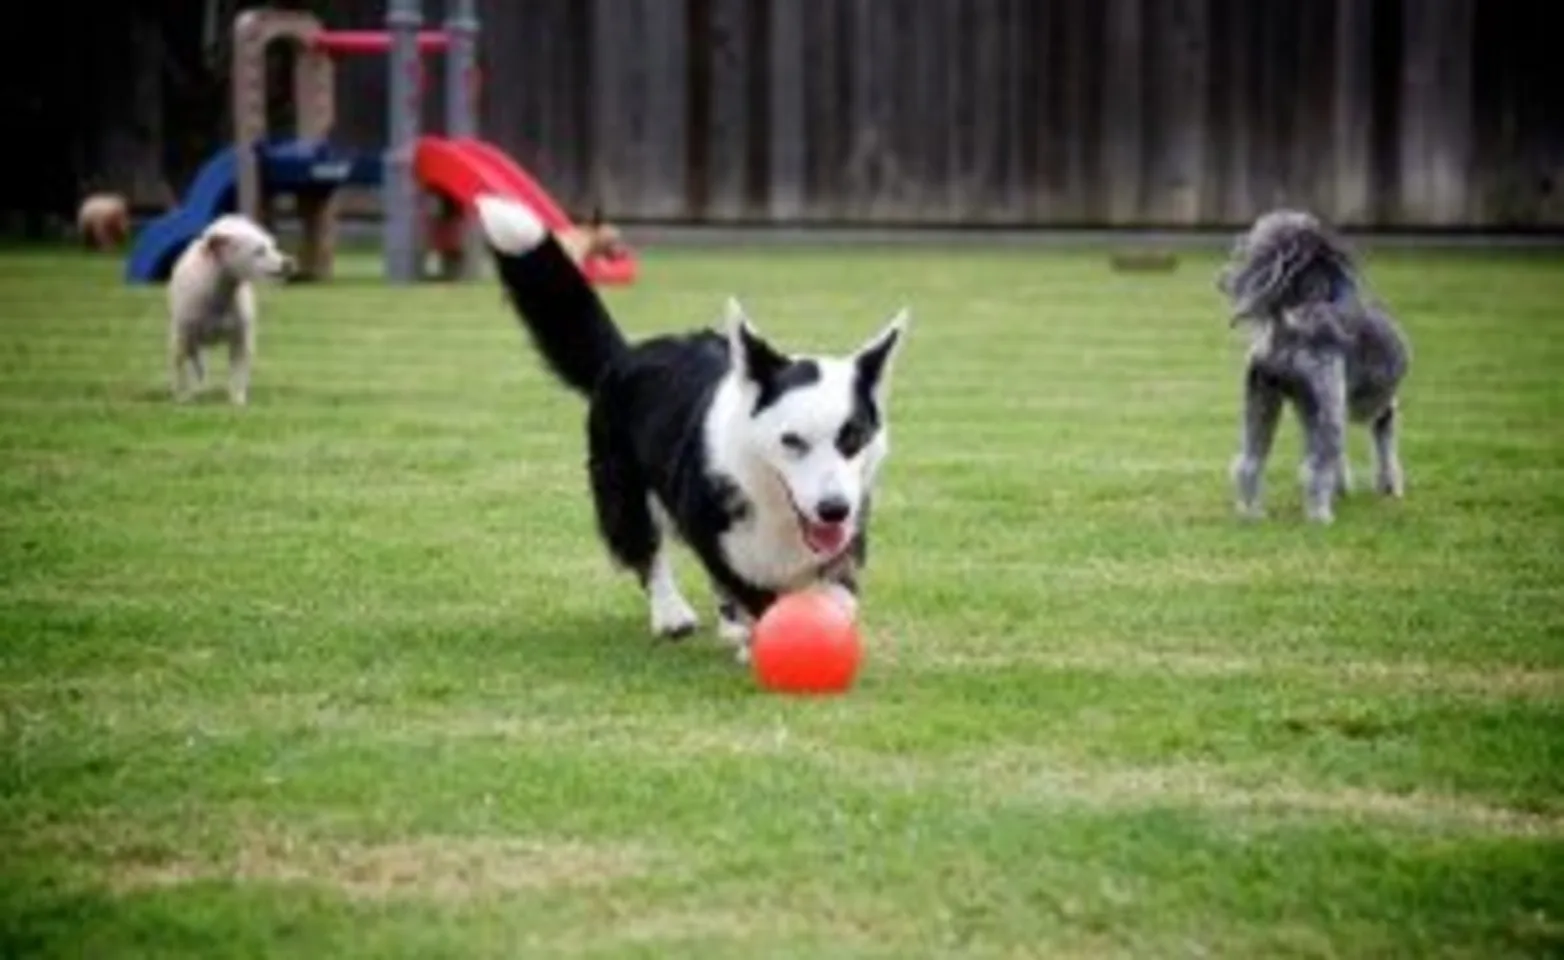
<box><xmin>1232</xmin><ymin>367</ymin><xmax>1283</xmax><ymax>518</ymax></box>
<box><xmin>1371</xmin><ymin>401</ymin><xmax>1404</xmax><ymax>496</ymax></box>
<box><xmin>1298</xmin><ymin>360</ymin><xmax>1347</xmax><ymax>523</ymax></box>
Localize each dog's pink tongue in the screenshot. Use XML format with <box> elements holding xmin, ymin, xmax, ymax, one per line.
<box><xmin>805</xmin><ymin>522</ymin><xmax>848</xmax><ymax>555</ymax></box>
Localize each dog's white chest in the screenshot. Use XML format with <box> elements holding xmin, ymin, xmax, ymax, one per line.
<box><xmin>717</xmin><ymin>504</ymin><xmax>820</xmax><ymax>592</ymax></box>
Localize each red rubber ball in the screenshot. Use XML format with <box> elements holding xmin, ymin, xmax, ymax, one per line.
<box><xmin>750</xmin><ymin>590</ymin><xmax>862</xmax><ymax>695</ymax></box>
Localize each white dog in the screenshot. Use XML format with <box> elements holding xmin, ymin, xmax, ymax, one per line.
<box><xmin>76</xmin><ymin>192</ymin><xmax>129</xmax><ymax>249</ymax></box>
<box><xmin>167</xmin><ymin>215</ymin><xmax>294</xmax><ymax>405</ymax></box>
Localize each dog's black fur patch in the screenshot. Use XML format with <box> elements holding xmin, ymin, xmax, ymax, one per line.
<box><xmin>753</xmin><ymin>359</ymin><xmax>821</xmax><ymax>414</ymax></box>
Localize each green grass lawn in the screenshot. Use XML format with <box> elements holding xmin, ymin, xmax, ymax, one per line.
<box><xmin>1</xmin><ymin>240</ymin><xmax>1561</xmax><ymax>959</ymax></box>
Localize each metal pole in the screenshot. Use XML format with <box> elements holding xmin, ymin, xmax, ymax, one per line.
<box><xmin>383</xmin><ymin>0</ymin><xmax>422</xmax><ymax>283</ymax></box>
<box><xmin>444</xmin><ymin>0</ymin><xmax>481</xmax><ymax>279</ymax></box>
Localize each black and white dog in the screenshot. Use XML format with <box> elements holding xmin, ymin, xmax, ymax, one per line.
<box><xmin>475</xmin><ymin>196</ymin><xmax>908</xmax><ymax>659</ymax></box>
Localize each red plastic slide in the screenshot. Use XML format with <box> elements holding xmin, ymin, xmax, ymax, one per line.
<box><xmin>413</xmin><ymin>137</ymin><xmax>637</xmax><ymax>286</ymax></box>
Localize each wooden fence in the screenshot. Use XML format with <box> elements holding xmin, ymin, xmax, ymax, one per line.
<box><xmin>53</xmin><ymin>0</ymin><xmax>1564</xmax><ymax>229</ymax></box>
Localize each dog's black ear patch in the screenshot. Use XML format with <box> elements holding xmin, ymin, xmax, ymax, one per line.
<box><xmin>855</xmin><ymin>326</ymin><xmax>902</xmax><ymax>393</ymax></box>
<box><xmin>835</xmin><ymin>363</ymin><xmax>884</xmax><ymax>458</ymax></box>
<box><xmin>834</xmin><ymin>395</ymin><xmax>878</xmax><ymax>458</ymax></box>
<box><xmin>735</xmin><ymin>322</ymin><xmax>791</xmax><ymax>386</ymax></box>
<box><xmin>752</xmin><ymin>358</ymin><xmax>821</xmax><ymax>414</ymax></box>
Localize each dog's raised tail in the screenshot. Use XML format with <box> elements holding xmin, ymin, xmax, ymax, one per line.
<box><xmin>476</xmin><ymin>195</ymin><xmax>629</xmax><ymax>397</ymax></box>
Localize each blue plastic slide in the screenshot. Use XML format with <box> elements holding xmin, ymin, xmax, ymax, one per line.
<box><xmin>124</xmin><ymin>147</ymin><xmax>239</xmax><ymax>284</ymax></box>
<box><xmin>124</xmin><ymin>140</ymin><xmax>384</xmax><ymax>284</ymax></box>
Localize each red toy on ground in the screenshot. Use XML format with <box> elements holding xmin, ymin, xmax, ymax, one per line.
<box><xmin>750</xmin><ymin>590</ymin><xmax>863</xmax><ymax>695</ymax></box>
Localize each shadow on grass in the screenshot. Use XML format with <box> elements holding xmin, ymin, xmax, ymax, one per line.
<box><xmin>324</xmin><ymin>600</ymin><xmax>763</xmax><ymax>707</ymax></box>
<box><xmin>123</xmin><ymin>382</ymin><xmax>430</xmax><ymax>409</ymax></box>
<box><xmin>0</xmin><ymin>874</ymin><xmax>393</xmax><ymax>960</ymax></box>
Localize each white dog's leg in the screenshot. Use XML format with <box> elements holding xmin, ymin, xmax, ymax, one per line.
<box><xmin>169</xmin><ymin>333</ymin><xmax>196</xmax><ymax>402</ymax></box>
<box><xmin>646</xmin><ymin>546</ymin><xmax>698</xmax><ymax>638</ymax></box>
<box><xmin>715</xmin><ymin>595</ymin><xmax>751</xmax><ymax>661</ymax></box>
<box><xmin>227</xmin><ymin>290</ymin><xmax>256</xmax><ymax>407</ymax></box>
<box><xmin>645</xmin><ymin>498</ymin><xmax>697</xmax><ymax>638</ymax></box>
<box><xmin>227</xmin><ymin>337</ymin><xmax>252</xmax><ymax>406</ymax></box>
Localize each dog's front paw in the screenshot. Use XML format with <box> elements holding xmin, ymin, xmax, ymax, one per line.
<box><xmin>715</xmin><ymin>601</ymin><xmax>752</xmax><ymax>665</ymax></box>
<box><xmin>650</xmin><ymin>594</ymin><xmax>699</xmax><ymax>640</ymax></box>
<box><xmin>1375</xmin><ymin>470</ymin><xmax>1404</xmax><ymax>498</ymax></box>
<box><xmin>717</xmin><ymin>613</ymin><xmax>750</xmax><ymax>645</ymax></box>
<box><xmin>821</xmin><ymin>582</ymin><xmax>859</xmax><ymax>620</ymax></box>
<box><xmin>1334</xmin><ymin>466</ymin><xmax>1353</xmax><ymax>497</ymax></box>
<box><xmin>1235</xmin><ymin>501</ymin><xmax>1266</xmax><ymax>521</ymax></box>
<box><xmin>1305</xmin><ymin>506</ymin><xmax>1335</xmax><ymax>525</ymax></box>
<box><xmin>653</xmin><ymin>613</ymin><xmax>699</xmax><ymax>640</ymax></box>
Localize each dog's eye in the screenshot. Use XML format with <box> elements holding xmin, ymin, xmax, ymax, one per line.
<box><xmin>779</xmin><ymin>433</ymin><xmax>810</xmax><ymax>456</ymax></box>
<box><xmin>835</xmin><ymin>420</ymin><xmax>871</xmax><ymax>457</ymax></box>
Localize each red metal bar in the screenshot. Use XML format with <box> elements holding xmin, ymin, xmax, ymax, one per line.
<box><xmin>311</xmin><ymin>30</ymin><xmax>451</xmax><ymax>55</ymax></box>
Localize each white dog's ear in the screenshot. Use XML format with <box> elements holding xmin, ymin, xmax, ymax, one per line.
<box><xmin>724</xmin><ymin>297</ymin><xmax>788</xmax><ymax>385</ymax></box>
<box><xmin>202</xmin><ymin>233</ymin><xmax>230</xmax><ymax>260</ymax></box>
<box><xmin>854</xmin><ymin>308</ymin><xmax>909</xmax><ymax>401</ymax></box>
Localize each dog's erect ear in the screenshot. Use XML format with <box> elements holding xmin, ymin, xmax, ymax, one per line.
<box><xmin>202</xmin><ymin>233</ymin><xmax>230</xmax><ymax>260</ymax></box>
<box><xmin>724</xmin><ymin>297</ymin><xmax>789</xmax><ymax>385</ymax></box>
<box><xmin>853</xmin><ymin>308</ymin><xmax>909</xmax><ymax>401</ymax></box>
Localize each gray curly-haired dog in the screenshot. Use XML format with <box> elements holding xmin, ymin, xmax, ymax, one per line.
<box><xmin>1217</xmin><ymin>209</ymin><xmax>1411</xmax><ymax>523</ymax></box>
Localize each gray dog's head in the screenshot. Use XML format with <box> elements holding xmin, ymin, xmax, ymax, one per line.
<box><xmin>1217</xmin><ymin>209</ymin><xmax>1357</xmax><ymax>324</ymax></box>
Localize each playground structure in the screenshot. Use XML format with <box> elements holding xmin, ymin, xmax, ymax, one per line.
<box><xmin>126</xmin><ymin>1</ymin><xmax>637</xmax><ymax>286</ymax></box>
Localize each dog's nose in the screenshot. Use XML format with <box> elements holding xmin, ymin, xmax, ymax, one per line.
<box><xmin>814</xmin><ymin>496</ymin><xmax>851</xmax><ymax>524</ymax></box>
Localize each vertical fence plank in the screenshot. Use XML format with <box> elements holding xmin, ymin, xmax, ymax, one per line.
<box><xmin>704</xmin><ymin>0</ymin><xmax>758</xmax><ymax>220</ymax></box>
<box><xmin>767</xmin><ymin>0</ymin><xmax>805</xmax><ymax>220</ymax></box>
<box><xmin>1331</xmin><ymin>0</ymin><xmax>1374</xmax><ymax>225</ymax></box>
<box><xmin>588</xmin><ymin>0</ymin><xmax>630</xmax><ymax>211</ymax></box>
<box><xmin>1218</xmin><ymin>0</ymin><xmax>1260</xmax><ymax>221</ymax></box>
<box><xmin>799</xmin><ymin>0</ymin><xmax>843</xmax><ymax>220</ymax></box>
<box><xmin>1100</xmin><ymin>0</ymin><xmax>1144</xmax><ymax>224</ymax></box>
<box><xmin>1398</xmin><ymin>0</ymin><xmax>1475</xmax><ymax>225</ymax></box>
<box><xmin>642</xmin><ymin>0</ymin><xmax>689</xmax><ymax>218</ymax></box>
<box><xmin>1144</xmin><ymin>0</ymin><xmax>1209</xmax><ymax>225</ymax></box>
<box><xmin>967</xmin><ymin>0</ymin><xmax>1010</xmax><ymax>219</ymax></box>
<box><xmin>1056</xmin><ymin>0</ymin><xmax>1106</xmax><ymax>222</ymax></box>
